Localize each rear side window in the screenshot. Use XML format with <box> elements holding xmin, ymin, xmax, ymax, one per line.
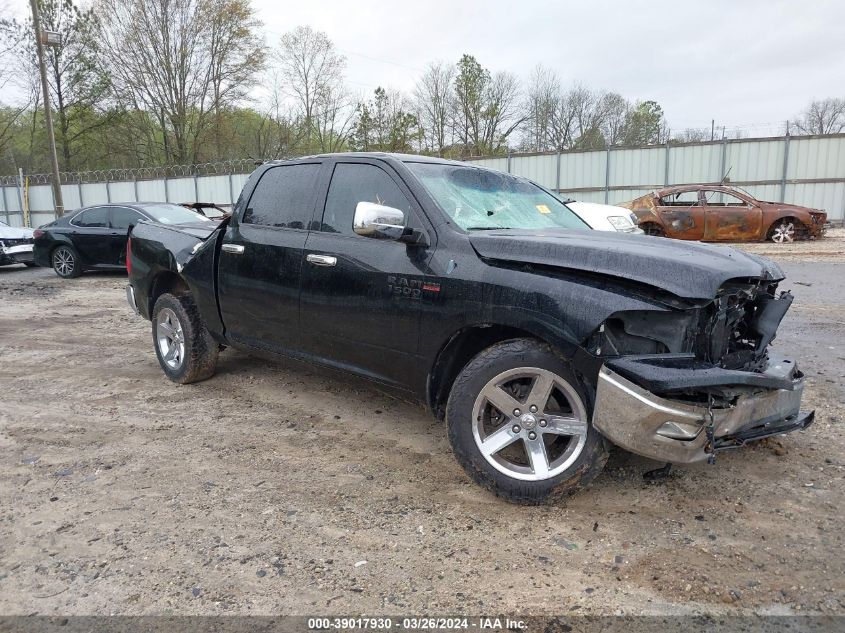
<box><xmin>242</xmin><ymin>164</ymin><xmax>321</xmax><ymax>229</ymax></box>
<box><xmin>110</xmin><ymin>207</ymin><xmax>145</xmax><ymax>230</ymax></box>
<box><xmin>659</xmin><ymin>191</ymin><xmax>700</xmax><ymax>206</ymax></box>
<box><xmin>74</xmin><ymin>207</ymin><xmax>108</xmax><ymax>227</ymax></box>
<box><xmin>320</xmin><ymin>163</ymin><xmax>412</xmax><ymax>236</ymax></box>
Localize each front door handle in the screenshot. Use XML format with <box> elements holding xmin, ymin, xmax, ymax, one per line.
<box><xmin>306</xmin><ymin>253</ymin><xmax>337</xmax><ymax>267</ymax></box>
<box><xmin>221</xmin><ymin>243</ymin><xmax>245</xmax><ymax>254</ymax></box>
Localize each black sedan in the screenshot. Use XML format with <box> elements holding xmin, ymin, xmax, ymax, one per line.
<box><xmin>33</xmin><ymin>202</ymin><xmax>211</xmax><ymax>278</ymax></box>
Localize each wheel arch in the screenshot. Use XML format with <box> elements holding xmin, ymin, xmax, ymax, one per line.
<box><xmin>149</xmin><ymin>270</ymin><xmax>190</xmax><ymax>314</ymax></box>
<box><xmin>427</xmin><ymin>323</ymin><xmax>578</xmax><ymax>421</ymax></box>
<box><xmin>640</xmin><ymin>221</ymin><xmax>666</xmax><ymax>236</ymax></box>
<box><xmin>49</xmin><ymin>237</ymin><xmax>76</xmax><ymax>259</ymax></box>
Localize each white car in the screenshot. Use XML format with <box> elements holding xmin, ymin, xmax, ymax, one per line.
<box><xmin>0</xmin><ymin>219</ymin><xmax>36</xmax><ymax>267</ymax></box>
<box><xmin>567</xmin><ymin>201</ymin><xmax>643</xmax><ymax>234</ymax></box>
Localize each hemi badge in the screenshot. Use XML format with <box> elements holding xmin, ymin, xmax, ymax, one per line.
<box><xmin>422</xmin><ymin>282</ymin><xmax>441</xmax><ymax>293</ymax></box>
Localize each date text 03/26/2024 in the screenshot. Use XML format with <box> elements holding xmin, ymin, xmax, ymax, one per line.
<box><xmin>307</xmin><ymin>616</ymin><xmax>526</xmax><ymax>630</ymax></box>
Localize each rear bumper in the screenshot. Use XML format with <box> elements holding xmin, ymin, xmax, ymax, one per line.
<box><xmin>126</xmin><ymin>284</ymin><xmax>139</xmax><ymax>315</ymax></box>
<box><xmin>592</xmin><ymin>354</ymin><xmax>813</xmax><ymax>463</ymax></box>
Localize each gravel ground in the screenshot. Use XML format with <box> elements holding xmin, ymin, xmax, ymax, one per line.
<box><xmin>0</xmin><ymin>235</ymin><xmax>843</xmax><ymax>617</ymax></box>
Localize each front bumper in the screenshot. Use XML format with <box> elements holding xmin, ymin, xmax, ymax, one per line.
<box><xmin>0</xmin><ymin>243</ymin><xmax>34</xmax><ymax>265</ymax></box>
<box><xmin>592</xmin><ymin>354</ymin><xmax>813</xmax><ymax>463</ymax></box>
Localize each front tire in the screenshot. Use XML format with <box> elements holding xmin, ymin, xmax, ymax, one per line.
<box><xmin>152</xmin><ymin>292</ymin><xmax>219</xmax><ymax>384</ymax></box>
<box><xmin>767</xmin><ymin>218</ymin><xmax>808</xmax><ymax>243</ymax></box>
<box><xmin>446</xmin><ymin>339</ymin><xmax>608</xmax><ymax>504</ymax></box>
<box><xmin>52</xmin><ymin>245</ymin><xmax>81</xmax><ymax>278</ymax></box>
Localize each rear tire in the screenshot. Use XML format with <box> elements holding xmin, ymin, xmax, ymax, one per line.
<box><xmin>152</xmin><ymin>292</ymin><xmax>219</xmax><ymax>384</ymax></box>
<box><xmin>446</xmin><ymin>338</ymin><xmax>608</xmax><ymax>504</ymax></box>
<box><xmin>52</xmin><ymin>245</ymin><xmax>81</xmax><ymax>278</ymax></box>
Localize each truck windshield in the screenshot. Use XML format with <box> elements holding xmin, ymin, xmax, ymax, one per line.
<box><xmin>141</xmin><ymin>203</ymin><xmax>211</xmax><ymax>225</ymax></box>
<box><xmin>406</xmin><ymin>163</ymin><xmax>590</xmax><ymax>232</ymax></box>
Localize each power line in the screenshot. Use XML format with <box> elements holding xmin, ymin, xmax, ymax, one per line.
<box><xmin>337</xmin><ymin>49</ymin><xmax>425</xmax><ymax>73</ymax></box>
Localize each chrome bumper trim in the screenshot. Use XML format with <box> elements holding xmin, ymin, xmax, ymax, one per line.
<box><xmin>126</xmin><ymin>284</ymin><xmax>139</xmax><ymax>315</ymax></box>
<box><xmin>592</xmin><ymin>364</ymin><xmax>806</xmax><ymax>464</ymax></box>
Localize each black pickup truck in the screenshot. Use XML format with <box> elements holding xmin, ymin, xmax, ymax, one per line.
<box><xmin>126</xmin><ymin>153</ymin><xmax>813</xmax><ymax>503</ymax></box>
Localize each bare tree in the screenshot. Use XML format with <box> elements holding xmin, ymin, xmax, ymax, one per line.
<box><xmin>599</xmin><ymin>92</ymin><xmax>629</xmax><ymax>146</ymax></box>
<box><xmin>792</xmin><ymin>97</ymin><xmax>845</xmax><ymax>135</ymax></box>
<box><xmin>203</xmin><ymin>0</ymin><xmax>265</xmax><ymax>158</ymax></box>
<box><xmin>0</xmin><ymin>2</ymin><xmax>27</xmax><ymax>161</ymax></box>
<box><xmin>482</xmin><ymin>71</ymin><xmax>524</xmax><ymax>152</ymax></box>
<box><xmin>275</xmin><ymin>25</ymin><xmax>346</xmax><ymax>151</ymax></box>
<box><xmin>312</xmin><ymin>84</ymin><xmax>355</xmax><ymax>153</ymax></box>
<box><xmin>97</xmin><ymin>0</ymin><xmax>264</xmax><ymax>164</ymax></box>
<box><xmin>547</xmin><ymin>85</ymin><xmax>606</xmax><ymax>150</ymax></box>
<box><xmin>413</xmin><ymin>61</ymin><xmax>454</xmax><ymax>155</ymax></box>
<box><xmin>522</xmin><ymin>65</ymin><xmax>559</xmax><ymax>151</ymax></box>
<box><xmin>0</xmin><ymin>2</ymin><xmax>24</xmax><ymax>79</ymax></box>
<box><xmin>672</xmin><ymin>128</ymin><xmax>711</xmax><ymax>143</ymax></box>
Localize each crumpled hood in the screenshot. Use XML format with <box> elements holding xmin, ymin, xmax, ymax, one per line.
<box><xmin>0</xmin><ymin>224</ymin><xmax>34</xmax><ymax>239</ymax></box>
<box><xmin>768</xmin><ymin>202</ymin><xmax>826</xmax><ymax>217</ymax></box>
<box><xmin>469</xmin><ymin>228</ymin><xmax>784</xmax><ymax>300</ymax></box>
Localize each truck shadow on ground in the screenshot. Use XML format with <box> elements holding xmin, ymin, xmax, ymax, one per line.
<box><xmin>209</xmin><ymin>347</ymin><xmax>778</xmax><ymax>499</ymax></box>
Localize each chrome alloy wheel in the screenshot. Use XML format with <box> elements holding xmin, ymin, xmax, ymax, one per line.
<box><xmin>156</xmin><ymin>307</ymin><xmax>185</xmax><ymax>370</ymax></box>
<box><xmin>771</xmin><ymin>221</ymin><xmax>795</xmax><ymax>243</ymax></box>
<box><xmin>53</xmin><ymin>247</ymin><xmax>75</xmax><ymax>276</ymax></box>
<box><xmin>471</xmin><ymin>367</ymin><xmax>588</xmax><ymax>481</ymax></box>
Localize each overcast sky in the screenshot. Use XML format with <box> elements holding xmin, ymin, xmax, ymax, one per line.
<box><xmin>255</xmin><ymin>0</ymin><xmax>845</xmax><ymax>133</ymax></box>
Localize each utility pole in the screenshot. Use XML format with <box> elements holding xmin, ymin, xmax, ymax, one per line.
<box><xmin>29</xmin><ymin>0</ymin><xmax>64</xmax><ymax>217</ymax></box>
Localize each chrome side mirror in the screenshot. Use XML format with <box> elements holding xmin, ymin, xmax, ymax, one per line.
<box><xmin>353</xmin><ymin>201</ymin><xmax>406</xmax><ymax>240</ymax></box>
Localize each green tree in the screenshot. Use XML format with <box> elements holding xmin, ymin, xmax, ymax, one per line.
<box><xmin>453</xmin><ymin>54</ymin><xmax>489</xmax><ymax>154</ymax></box>
<box><xmin>453</xmin><ymin>54</ymin><xmax>522</xmax><ymax>156</ymax></box>
<box><xmin>622</xmin><ymin>100</ymin><xmax>667</xmax><ymax>146</ymax></box>
<box><xmin>351</xmin><ymin>87</ymin><xmax>418</xmax><ymax>153</ymax></box>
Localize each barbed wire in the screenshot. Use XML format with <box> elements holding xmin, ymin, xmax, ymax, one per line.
<box><xmin>0</xmin><ymin>158</ymin><xmax>261</xmax><ymax>186</ymax></box>
<box><xmin>669</xmin><ymin>121</ymin><xmax>791</xmax><ymax>141</ymax></box>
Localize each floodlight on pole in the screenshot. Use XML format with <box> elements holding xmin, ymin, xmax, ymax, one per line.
<box><xmin>41</xmin><ymin>29</ymin><xmax>63</xmax><ymax>46</ymax></box>
<box><xmin>29</xmin><ymin>0</ymin><xmax>64</xmax><ymax>218</ymax></box>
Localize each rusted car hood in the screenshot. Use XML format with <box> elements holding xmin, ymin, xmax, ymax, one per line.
<box><xmin>766</xmin><ymin>202</ymin><xmax>826</xmax><ymax>216</ymax></box>
<box><xmin>469</xmin><ymin>229</ymin><xmax>784</xmax><ymax>300</ymax></box>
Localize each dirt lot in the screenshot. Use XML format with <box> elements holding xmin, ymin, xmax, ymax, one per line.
<box><xmin>0</xmin><ymin>232</ymin><xmax>843</xmax><ymax>617</ymax></box>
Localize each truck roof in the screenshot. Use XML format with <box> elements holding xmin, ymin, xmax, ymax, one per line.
<box><xmin>264</xmin><ymin>152</ymin><xmax>470</xmax><ymax>168</ymax></box>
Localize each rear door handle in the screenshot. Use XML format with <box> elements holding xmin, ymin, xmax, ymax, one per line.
<box><xmin>221</xmin><ymin>243</ymin><xmax>244</xmax><ymax>254</ymax></box>
<box><xmin>306</xmin><ymin>253</ymin><xmax>337</xmax><ymax>267</ymax></box>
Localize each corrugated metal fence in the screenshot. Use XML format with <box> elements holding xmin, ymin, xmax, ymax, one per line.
<box><xmin>468</xmin><ymin>133</ymin><xmax>845</xmax><ymax>223</ymax></box>
<box><xmin>0</xmin><ymin>170</ymin><xmax>252</xmax><ymax>228</ymax></box>
<box><xmin>2</xmin><ymin>133</ymin><xmax>844</xmax><ymax>227</ymax></box>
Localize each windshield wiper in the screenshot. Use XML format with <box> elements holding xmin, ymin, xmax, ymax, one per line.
<box><xmin>466</xmin><ymin>226</ymin><xmax>508</xmax><ymax>231</ymax></box>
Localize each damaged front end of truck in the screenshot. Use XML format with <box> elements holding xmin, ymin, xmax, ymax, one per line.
<box><xmin>589</xmin><ymin>278</ymin><xmax>813</xmax><ymax>464</ymax></box>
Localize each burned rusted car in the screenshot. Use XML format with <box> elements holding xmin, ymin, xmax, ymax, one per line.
<box><xmin>620</xmin><ymin>185</ymin><xmax>827</xmax><ymax>243</ymax></box>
